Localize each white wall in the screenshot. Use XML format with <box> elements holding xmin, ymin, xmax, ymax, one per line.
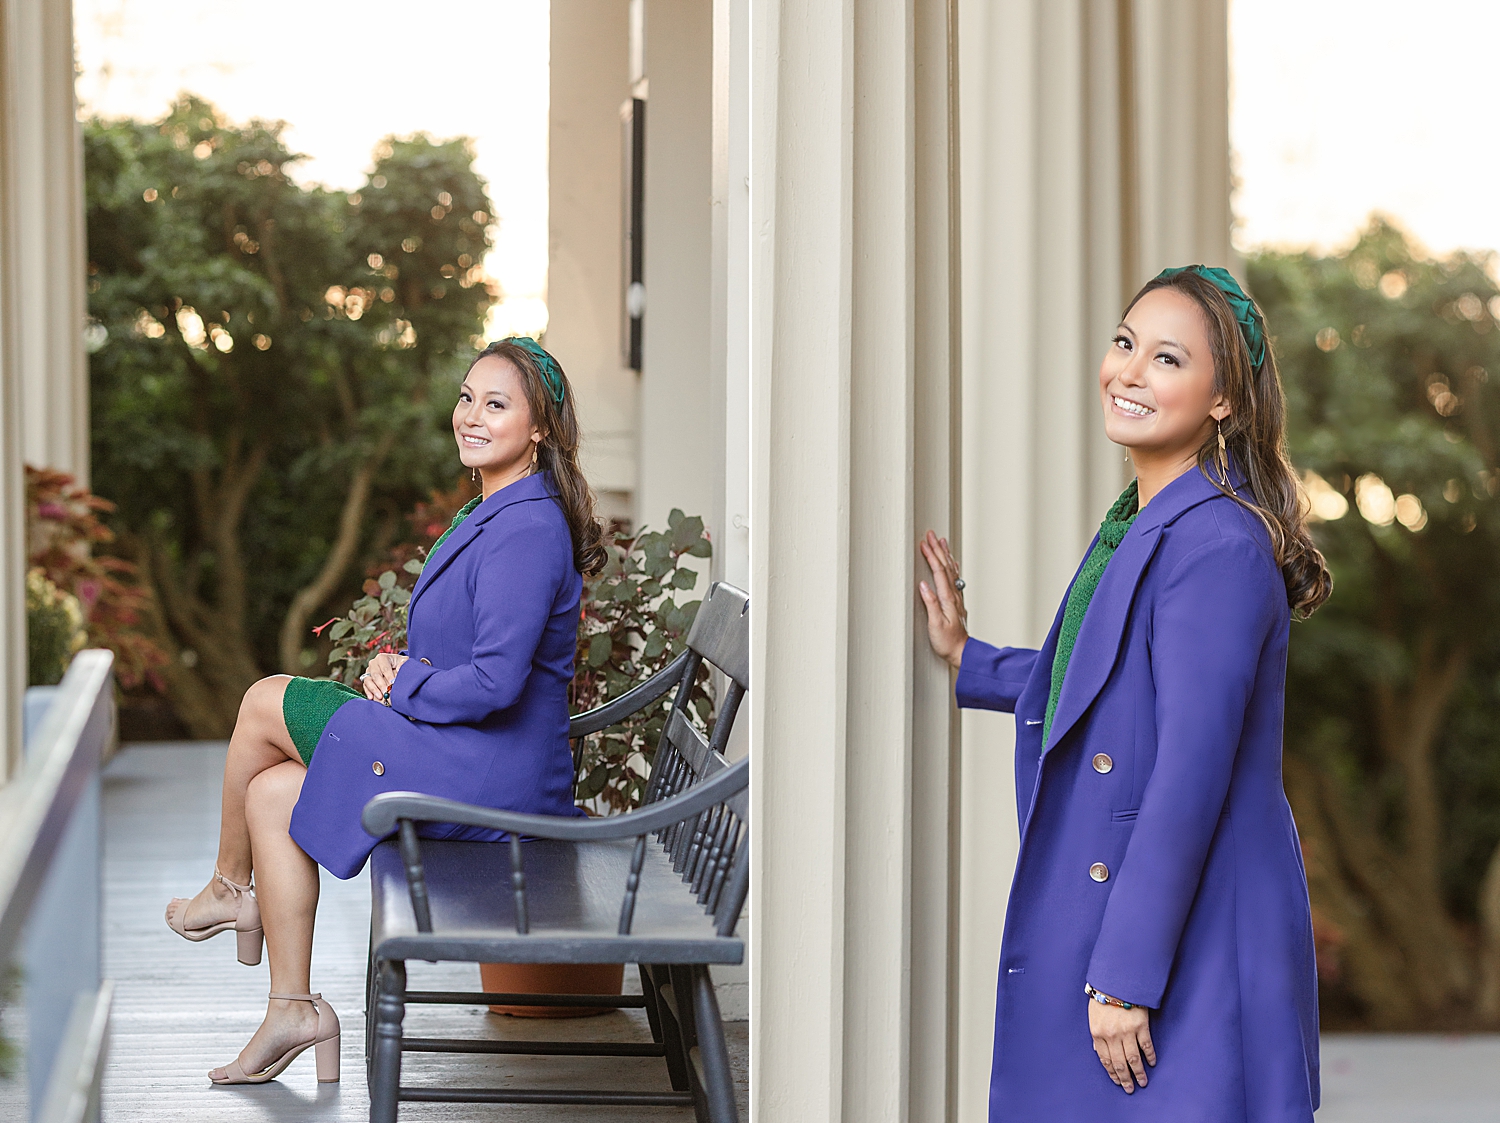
<box><xmin>548</xmin><ymin>0</ymin><xmax>638</xmax><ymax>526</ymax></box>
<box><xmin>636</xmin><ymin>0</ymin><xmax>718</xmax><ymax>544</ymax></box>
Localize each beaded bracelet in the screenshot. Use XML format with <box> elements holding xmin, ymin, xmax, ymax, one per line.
<box><xmin>1085</xmin><ymin>983</ymin><xmax>1136</xmax><ymax>1010</ymax></box>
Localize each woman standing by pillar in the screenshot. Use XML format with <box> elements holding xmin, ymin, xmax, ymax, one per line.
<box><xmin>921</xmin><ymin>267</ymin><xmax>1330</xmax><ymax>1121</ymax></box>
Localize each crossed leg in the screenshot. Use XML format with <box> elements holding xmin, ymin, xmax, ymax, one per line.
<box><xmin>163</xmin><ymin>675</ymin><xmax>326</xmax><ymax>1078</ymax></box>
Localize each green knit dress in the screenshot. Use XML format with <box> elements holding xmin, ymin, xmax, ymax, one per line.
<box><xmin>1040</xmin><ymin>480</ymin><xmax>1140</xmax><ymax>748</ymax></box>
<box><xmin>281</xmin><ymin>496</ymin><xmax>483</xmax><ymax>764</ymax></box>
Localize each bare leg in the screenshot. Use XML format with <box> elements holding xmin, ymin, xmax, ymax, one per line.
<box><xmin>169</xmin><ymin>675</ymin><xmax>301</xmax><ymax>932</ymax></box>
<box><xmin>210</xmin><ymin>760</ymin><xmax>322</xmax><ymax>1079</ymax></box>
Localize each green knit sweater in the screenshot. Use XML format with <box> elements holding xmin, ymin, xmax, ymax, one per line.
<box><xmin>1041</xmin><ymin>480</ymin><xmax>1140</xmax><ymax>747</ymax></box>
<box><xmin>430</xmin><ymin>496</ymin><xmax>482</xmax><ymax>557</ymax></box>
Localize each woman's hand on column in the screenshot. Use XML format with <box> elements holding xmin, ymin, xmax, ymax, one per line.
<box><xmin>918</xmin><ymin>530</ymin><xmax>968</xmax><ymax>669</ymax></box>
<box><xmin>361</xmin><ymin>653</ymin><xmax>409</xmax><ymax>705</ymax></box>
<box><xmin>1088</xmin><ymin>998</ymin><xmax>1155</xmax><ymax>1093</ymax></box>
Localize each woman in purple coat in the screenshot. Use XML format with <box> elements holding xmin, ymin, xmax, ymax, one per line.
<box><xmin>920</xmin><ymin>267</ymin><xmax>1332</xmax><ymax>1122</ymax></box>
<box><xmin>163</xmin><ymin>337</ymin><xmax>606</xmax><ymax>1085</ymax></box>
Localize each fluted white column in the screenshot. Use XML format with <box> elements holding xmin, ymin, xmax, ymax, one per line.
<box><xmin>749</xmin><ymin>0</ymin><xmax>962</xmax><ymax>1118</ymax></box>
<box><xmin>0</xmin><ymin>0</ymin><xmax>88</xmax><ymax>777</ymax></box>
<box><xmin>5</xmin><ymin>0</ymin><xmax>88</xmax><ymax>485</ymax></box>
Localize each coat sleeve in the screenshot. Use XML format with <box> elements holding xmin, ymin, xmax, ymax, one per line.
<box><xmin>1085</xmin><ymin>535</ymin><xmax>1281</xmax><ymax>1008</ymax></box>
<box><xmin>389</xmin><ymin>514</ymin><xmax>567</xmax><ymax>724</ymax></box>
<box><xmin>955</xmin><ymin>638</ymin><xmax>1039</xmax><ymax>713</ymax></box>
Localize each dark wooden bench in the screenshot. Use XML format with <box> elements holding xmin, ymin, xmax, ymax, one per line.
<box><xmin>360</xmin><ymin>581</ymin><xmax>750</xmax><ymax>1123</ymax></box>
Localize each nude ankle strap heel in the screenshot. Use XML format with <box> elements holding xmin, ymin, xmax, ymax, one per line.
<box><xmin>209</xmin><ymin>992</ymin><xmax>341</xmax><ymax>1085</ymax></box>
<box><xmin>165</xmin><ymin>867</ymin><xmax>263</xmax><ymax>966</ymax></box>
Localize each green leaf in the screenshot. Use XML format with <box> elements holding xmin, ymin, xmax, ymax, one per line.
<box><xmin>587</xmin><ymin>632</ymin><xmax>612</xmax><ymax>668</ymax></box>
<box><xmin>672</xmin><ymin>568</ymin><xmax>698</xmax><ymax>590</ymax></box>
<box><xmin>403</xmin><ymin>558</ymin><xmax>424</xmax><ymax>575</ymax></box>
<box><xmin>378</xmin><ymin>569</ymin><xmax>397</xmax><ymax>590</ymax></box>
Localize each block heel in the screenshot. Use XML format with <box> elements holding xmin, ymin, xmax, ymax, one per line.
<box><xmin>315</xmin><ymin>1033</ymin><xmax>341</xmax><ymax>1082</ymax></box>
<box><xmin>236</xmin><ymin>926</ymin><xmax>263</xmax><ymax>966</ymax></box>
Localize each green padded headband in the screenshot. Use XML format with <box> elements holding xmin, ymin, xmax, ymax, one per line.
<box><xmin>1155</xmin><ymin>265</ymin><xmax>1267</xmax><ymax>373</ymax></box>
<box><xmin>507</xmin><ymin>336</ymin><xmax>566</xmax><ymax>405</ymax></box>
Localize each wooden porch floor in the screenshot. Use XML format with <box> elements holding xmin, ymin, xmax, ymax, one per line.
<box><xmin>101</xmin><ymin>742</ymin><xmax>748</xmax><ymax>1122</ymax></box>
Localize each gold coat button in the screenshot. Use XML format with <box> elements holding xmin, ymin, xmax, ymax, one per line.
<box><xmin>419</xmin><ymin>658</ymin><xmax>432</xmax><ymax>665</ymax></box>
<box><xmin>1089</xmin><ymin>862</ymin><xmax>1110</xmax><ymax>883</ymax></box>
<box><xmin>1092</xmin><ymin>753</ymin><xmax>1113</xmax><ymax>774</ymax></box>
<box><xmin>372</xmin><ymin>761</ymin><xmax>385</xmax><ymax>776</ymax></box>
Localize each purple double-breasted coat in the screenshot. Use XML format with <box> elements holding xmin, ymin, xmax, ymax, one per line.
<box><xmin>290</xmin><ymin>472</ymin><xmax>582</xmax><ymax>880</ymax></box>
<box><xmin>958</xmin><ymin>467</ymin><xmax>1319</xmax><ymax>1122</ymax></box>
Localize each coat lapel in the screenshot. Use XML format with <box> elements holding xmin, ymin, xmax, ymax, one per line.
<box><xmin>407</xmin><ymin>473</ymin><xmax>552</xmax><ymax>612</ymax></box>
<box><xmin>1040</xmin><ymin>466</ymin><xmax>1233</xmax><ymax>757</ymax></box>
<box><xmin>1040</xmin><ymin>522</ymin><xmax>1161</xmax><ymax>757</ymax></box>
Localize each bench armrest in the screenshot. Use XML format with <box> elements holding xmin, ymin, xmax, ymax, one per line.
<box><xmin>568</xmin><ymin>650</ymin><xmax>691</xmax><ymax>740</ymax></box>
<box><xmin>362</xmin><ymin>755</ymin><xmax>747</xmax><ymax>841</ymax></box>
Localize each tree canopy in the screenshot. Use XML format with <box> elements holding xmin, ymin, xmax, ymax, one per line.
<box><xmin>1251</xmin><ymin>218</ymin><xmax>1500</xmax><ymax>1028</ymax></box>
<box><xmin>85</xmin><ymin>96</ymin><xmax>495</xmax><ymax>735</ymax></box>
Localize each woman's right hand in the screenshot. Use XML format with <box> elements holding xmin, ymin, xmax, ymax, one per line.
<box><xmin>918</xmin><ymin>530</ymin><xmax>968</xmax><ymax>669</ymax></box>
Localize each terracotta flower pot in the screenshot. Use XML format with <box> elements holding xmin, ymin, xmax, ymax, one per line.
<box><xmin>478</xmin><ymin>961</ymin><xmax>626</xmax><ymax>1017</ymax></box>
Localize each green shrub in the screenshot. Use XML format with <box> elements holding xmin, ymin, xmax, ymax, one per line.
<box><xmin>27</xmin><ymin>567</ymin><xmax>87</xmax><ymax>686</ymax></box>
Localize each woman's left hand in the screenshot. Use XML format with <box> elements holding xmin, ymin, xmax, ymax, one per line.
<box><xmin>1089</xmin><ymin>998</ymin><xmax>1155</xmax><ymax>1093</ymax></box>
<box><xmin>361</xmin><ymin>653</ymin><xmax>409</xmax><ymax>705</ymax></box>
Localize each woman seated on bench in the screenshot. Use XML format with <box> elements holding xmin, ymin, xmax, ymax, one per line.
<box><xmin>163</xmin><ymin>337</ymin><xmax>607</xmax><ymax>1086</ymax></box>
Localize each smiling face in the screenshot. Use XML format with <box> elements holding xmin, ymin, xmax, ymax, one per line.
<box><xmin>453</xmin><ymin>353</ymin><xmax>542</xmax><ymax>485</ymax></box>
<box><xmin>1099</xmin><ymin>286</ymin><xmax>1229</xmax><ymax>473</ymax></box>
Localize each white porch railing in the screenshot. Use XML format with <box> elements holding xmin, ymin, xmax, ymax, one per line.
<box><xmin>0</xmin><ymin>650</ymin><xmax>115</xmax><ymax>1123</ymax></box>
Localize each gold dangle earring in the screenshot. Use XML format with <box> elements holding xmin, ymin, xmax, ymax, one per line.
<box><xmin>530</xmin><ymin>441</ymin><xmax>540</xmax><ymax>474</ymax></box>
<box><xmin>1216</xmin><ymin>419</ymin><xmax>1231</xmax><ymax>486</ymax></box>
<box><xmin>471</xmin><ymin>466</ymin><xmax>478</xmax><ymax>485</ymax></box>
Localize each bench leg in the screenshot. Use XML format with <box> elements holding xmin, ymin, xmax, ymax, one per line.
<box><xmin>369</xmin><ymin>958</ymin><xmax>407</xmax><ymax>1123</ymax></box>
<box><xmin>363</xmin><ymin>937</ymin><xmax>376</xmax><ymax>1090</ymax></box>
<box><xmin>668</xmin><ymin>964</ymin><xmax>712</xmax><ymax>1122</ymax></box>
<box><xmin>643</xmin><ymin>963</ymin><xmax>692</xmax><ymax>1092</ymax></box>
<box><xmin>691</xmin><ymin>966</ymin><xmax>738</xmax><ymax>1123</ymax></box>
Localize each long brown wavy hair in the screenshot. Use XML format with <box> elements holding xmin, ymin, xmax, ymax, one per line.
<box><xmin>1124</xmin><ymin>270</ymin><xmax>1332</xmax><ymax>618</ymax></box>
<box><xmin>471</xmin><ymin>339</ymin><xmax>608</xmax><ymax>577</ymax></box>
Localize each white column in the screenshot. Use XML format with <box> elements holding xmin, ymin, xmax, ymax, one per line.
<box><xmin>953</xmin><ymin>1</ymin><xmax>1230</xmax><ymax>1116</ymax></box>
<box><xmin>749</xmin><ymin>0</ymin><xmax>961</xmax><ymax>1118</ymax></box>
<box><xmin>711</xmin><ymin>0</ymin><xmax>751</xmax><ymax>594</ymax></box>
<box><xmin>6</xmin><ymin>0</ymin><xmax>88</xmax><ymax>484</ymax></box>
<box><xmin>636</xmin><ymin>0</ymin><xmax>717</xmax><ymax>539</ymax></box>
<box><xmin>1132</xmin><ymin>0</ymin><xmax>1233</xmax><ymax>279</ymax></box>
<box><xmin>548</xmin><ymin>0</ymin><xmax>637</xmax><ymax>524</ymax></box>
<box><xmin>0</xmin><ymin>0</ymin><xmax>88</xmax><ymax>778</ymax></box>
<box><xmin>909</xmin><ymin>0</ymin><xmax>964</xmax><ymax>1116</ymax></box>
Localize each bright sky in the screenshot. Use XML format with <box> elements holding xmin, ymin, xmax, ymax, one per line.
<box><xmin>1230</xmin><ymin>0</ymin><xmax>1500</xmax><ymax>258</ymax></box>
<box><xmin>76</xmin><ymin>0</ymin><xmax>1499</xmax><ymax>324</ymax></box>
<box><xmin>74</xmin><ymin>0</ymin><xmax>552</xmax><ymax>339</ymax></box>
